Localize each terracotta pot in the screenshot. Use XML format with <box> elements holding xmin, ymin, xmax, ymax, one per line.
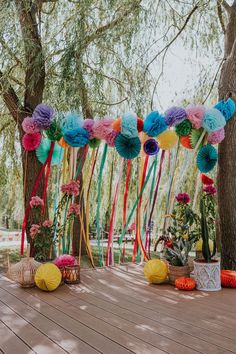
<box><xmin>168</xmin><ymin>264</ymin><xmax>190</xmax><ymax>285</ymax></box>
<box><xmin>193</xmin><ymin>259</ymin><xmax>221</xmax><ymax>291</ymax></box>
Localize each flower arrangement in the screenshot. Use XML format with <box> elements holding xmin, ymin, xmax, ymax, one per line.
<box><xmin>30</xmin><ymin>220</ymin><xmax>54</xmax><ymax>262</ymax></box>
<box><xmin>54</xmin><ymin>254</ymin><xmax>77</xmax><ymax>268</ymax></box>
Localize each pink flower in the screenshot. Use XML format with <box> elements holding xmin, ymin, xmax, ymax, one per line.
<box><xmin>203</xmin><ymin>185</ymin><xmax>217</xmax><ymax>195</ymax></box>
<box><xmin>61</xmin><ymin>181</ymin><xmax>80</xmax><ymax>196</ymax></box>
<box><xmin>67</xmin><ymin>203</ymin><xmax>80</xmax><ymax>217</ymax></box>
<box><xmin>175</xmin><ymin>193</ymin><xmax>190</xmax><ymax>204</ymax></box>
<box><xmin>54</xmin><ymin>254</ymin><xmax>77</xmax><ymax>268</ymax></box>
<box><xmin>30</xmin><ymin>196</ymin><xmax>44</xmax><ymax>208</ymax></box>
<box><xmin>43</xmin><ymin>219</ymin><xmax>53</xmax><ymax>228</ymax></box>
<box><xmin>30</xmin><ymin>224</ymin><xmax>40</xmax><ymax>238</ymax></box>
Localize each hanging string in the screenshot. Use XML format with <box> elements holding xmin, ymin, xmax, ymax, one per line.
<box><xmin>121</xmin><ymin>159</ymin><xmax>131</xmax><ymax>262</ymax></box>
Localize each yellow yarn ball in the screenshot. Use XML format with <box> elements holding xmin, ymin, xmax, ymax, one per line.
<box><xmin>144</xmin><ymin>259</ymin><xmax>168</xmax><ymax>284</ymax></box>
<box><xmin>35</xmin><ymin>263</ymin><xmax>61</xmax><ymax>291</ymax></box>
<box><xmin>157</xmin><ymin>130</ymin><xmax>178</xmax><ymax>150</ymax></box>
<box><xmin>195</xmin><ymin>239</ymin><xmax>214</xmax><ymax>252</ymax></box>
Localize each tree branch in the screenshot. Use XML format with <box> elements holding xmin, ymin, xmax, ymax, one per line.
<box><xmin>221</xmin><ymin>0</ymin><xmax>231</xmax><ymax>13</ymax></box>
<box><xmin>92</xmin><ymin>97</ymin><xmax>128</xmax><ymax>106</ymax></box>
<box><xmin>217</xmin><ymin>1</ymin><xmax>226</xmax><ymax>33</ymax></box>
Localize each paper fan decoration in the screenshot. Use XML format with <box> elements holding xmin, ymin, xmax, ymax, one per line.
<box><xmin>214</xmin><ymin>98</ymin><xmax>236</xmax><ymax>121</ymax></box>
<box><xmin>63</xmin><ymin>127</ymin><xmax>90</xmax><ymax>147</ymax></box>
<box><xmin>115</xmin><ymin>133</ymin><xmax>141</xmax><ymax>159</ymax></box>
<box><xmin>190</xmin><ymin>128</ymin><xmax>204</xmax><ymax>149</ymax></box>
<box><xmin>197</xmin><ymin>144</ymin><xmax>218</xmax><ymax>173</ymax></box>
<box><xmin>201</xmin><ymin>174</ymin><xmax>214</xmax><ymax>185</ymax></box>
<box><xmin>36</xmin><ymin>139</ymin><xmax>64</xmax><ymax>166</ymax></box>
<box><xmin>143</xmin><ymin>111</ymin><xmax>167</xmax><ymax>137</ymax></box>
<box><xmin>22</xmin><ymin>133</ymin><xmax>41</xmax><ymax>151</ymax></box>
<box><xmin>175</xmin><ymin>119</ymin><xmax>192</xmax><ymax>137</ymax></box>
<box><xmin>180</xmin><ymin>135</ymin><xmax>193</xmax><ymax>149</ymax></box>
<box><xmin>202</xmin><ymin>108</ymin><xmax>226</xmax><ymax>133</ymax></box>
<box><xmin>143</xmin><ymin>139</ymin><xmax>159</xmax><ymax>156</ymax></box>
<box><xmin>157</xmin><ymin>130</ymin><xmax>178</xmax><ymax>150</ymax></box>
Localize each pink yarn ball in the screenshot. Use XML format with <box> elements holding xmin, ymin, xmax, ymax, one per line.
<box><xmin>92</xmin><ymin>118</ymin><xmax>114</xmax><ymax>140</ymax></box>
<box><xmin>22</xmin><ymin>117</ymin><xmax>40</xmax><ymax>134</ymax></box>
<box><xmin>208</xmin><ymin>128</ymin><xmax>225</xmax><ymax>144</ymax></box>
<box><xmin>186</xmin><ymin>104</ymin><xmax>205</xmax><ymax>129</ymax></box>
<box><xmin>82</xmin><ymin>119</ymin><xmax>95</xmax><ymax>137</ymax></box>
<box><xmin>105</xmin><ymin>130</ymin><xmax>118</xmax><ymax>147</ymax></box>
<box><xmin>22</xmin><ymin>133</ymin><xmax>41</xmax><ymax>151</ymax></box>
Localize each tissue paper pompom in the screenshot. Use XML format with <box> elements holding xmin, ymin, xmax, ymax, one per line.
<box><xmin>137</xmin><ymin>118</ymin><xmax>144</xmax><ymax>132</ymax></box>
<box><xmin>58</xmin><ymin>137</ymin><xmax>69</xmax><ymax>149</ymax></box>
<box><xmin>64</xmin><ymin>127</ymin><xmax>90</xmax><ymax>147</ymax></box>
<box><xmin>143</xmin><ymin>139</ymin><xmax>159</xmax><ymax>156</ymax></box>
<box><xmin>186</xmin><ymin>104</ymin><xmax>205</xmax><ymax>129</ymax></box>
<box><xmin>93</xmin><ymin>118</ymin><xmax>114</xmax><ymax>140</ymax></box>
<box><xmin>121</xmin><ymin>113</ymin><xmax>138</xmax><ymax>138</ymax></box>
<box><xmin>112</xmin><ymin>118</ymin><xmax>121</xmax><ymax>132</ymax></box>
<box><xmin>214</xmin><ymin>98</ymin><xmax>236</xmax><ymax>121</ymax></box>
<box><xmin>208</xmin><ymin>128</ymin><xmax>225</xmax><ymax>144</ymax></box>
<box><xmin>115</xmin><ymin>134</ymin><xmax>141</xmax><ymax>159</ymax></box>
<box><xmin>190</xmin><ymin>128</ymin><xmax>204</xmax><ymax>149</ymax></box>
<box><xmin>32</xmin><ymin>104</ymin><xmax>54</xmax><ymax>130</ymax></box>
<box><xmin>89</xmin><ymin>138</ymin><xmax>101</xmax><ymax>149</ymax></box>
<box><xmin>36</xmin><ymin>139</ymin><xmax>64</xmax><ymax>166</ymax></box>
<box><xmin>157</xmin><ymin>130</ymin><xmax>178</xmax><ymax>150</ymax></box>
<box><xmin>175</xmin><ymin>120</ymin><xmax>192</xmax><ymax>137</ymax></box>
<box><xmin>164</xmin><ymin>106</ymin><xmax>187</xmax><ymax>126</ymax></box>
<box><xmin>61</xmin><ymin>112</ymin><xmax>83</xmax><ymax>133</ymax></box>
<box><xmin>46</xmin><ymin>121</ymin><xmax>63</xmax><ymax>141</ymax></box>
<box><xmin>22</xmin><ymin>133</ymin><xmax>41</xmax><ymax>151</ymax></box>
<box><xmin>202</xmin><ymin>108</ymin><xmax>226</xmax><ymax>133</ymax></box>
<box><xmin>22</xmin><ymin>117</ymin><xmax>40</xmax><ymax>134</ymax></box>
<box><xmin>180</xmin><ymin>135</ymin><xmax>193</xmax><ymax>149</ymax></box>
<box><xmin>201</xmin><ymin>174</ymin><xmax>214</xmax><ymax>185</ymax></box>
<box><xmin>105</xmin><ymin>130</ymin><xmax>118</xmax><ymax>147</ymax></box>
<box><xmin>143</xmin><ymin>111</ymin><xmax>167</xmax><ymax>137</ymax></box>
<box><xmin>82</xmin><ymin>119</ymin><xmax>95</xmax><ymax>137</ymax></box>
<box><xmin>197</xmin><ymin>144</ymin><xmax>218</xmax><ymax>173</ymax></box>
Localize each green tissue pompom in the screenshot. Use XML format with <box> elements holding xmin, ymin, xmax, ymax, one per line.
<box><xmin>175</xmin><ymin>120</ymin><xmax>192</xmax><ymax>137</ymax></box>
<box><xmin>89</xmin><ymin>138</ymin><xmax>101</xmax><ymax>149</ymax></box>
<box><xmin>46</xmin><ymin>121</ymin><xmax>63</xmax><ymax>141</ymax></box>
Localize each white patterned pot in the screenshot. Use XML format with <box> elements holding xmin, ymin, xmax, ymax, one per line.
<box><xmin>193</xmin><ymin>259</ymin><xmax>221</xmax><ymax>291</ymax></box>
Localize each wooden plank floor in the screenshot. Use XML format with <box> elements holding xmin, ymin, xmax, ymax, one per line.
<box><xmin>0</xmin><ymin>265</ymin><xmax>236</xmax><ymax>354</ymax></box>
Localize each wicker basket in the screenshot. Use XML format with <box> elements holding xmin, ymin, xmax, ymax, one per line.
<box><xmin>168</xmin><ymin>264</ymin><xmax>190</xmax><ymax>285</ymax></box>
<box><xmin>64</xmin><ymin>265</ymin><xmax>80</xmax><ymax>284</ymax></box>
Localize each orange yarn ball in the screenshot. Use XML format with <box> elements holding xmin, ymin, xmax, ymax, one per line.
<box><xmin>180</xmin><ymin>135</ymin><xmax>193</xmax><ymax>149</ymax></box>
<box><xmin>175</xmin><ymin>277</ymin><xmax>196</xmax><ymax>291</ymax></box>
<box><xmin>221</xmin><ymin>270</ymin><xmax>236</xmax><ymax>288</ymax></box>
<box><xmin>112</xmin><ymin>118</ymin><xmax>121</xmax><ymax>132</ymax></box>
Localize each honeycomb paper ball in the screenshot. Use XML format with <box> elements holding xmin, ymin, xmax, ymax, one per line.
<box><xmin>143</xmin><ymin>259</ymin><xmax>168</xmax><ymax>284</ymax></box>
<box><xmin>175</xmin><ymin>277</ymin><xmax>196</xmax><ymax>291</ymax></box>
<box><xmin>157</xmin><ymin>130</ymin><xmax>178</xmax><ymax>150</ymax></box>
<box><xmin>35</xmin><ymin>263</ymin><xmax>62</xmax><ymax>291</ymax></box>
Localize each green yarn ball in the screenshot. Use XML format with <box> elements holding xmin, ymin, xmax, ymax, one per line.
<box><xmin>89</xmin><ymin>138</ymin><xmax>101</xmax><ymax>149</ymax></box>
<box><xmin>46</xmin><ymin>121</ymin><xmax>63</xmax><ymax>141</ymax></box>
<box><xmin>175</xmin><ymin>120</ymin><xmax>192</xmax><ymax>137</ymax></box>
<box><xmin>190</xmin><ymin>128</ymin><xmax>204</xmax><ymax>149</ymax></box>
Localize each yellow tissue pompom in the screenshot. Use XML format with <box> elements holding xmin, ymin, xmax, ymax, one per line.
<box><xmin>195</xmin><ymin>239</ymin><xmax>214</xmax><ymax>252</ymax></box>
<box><xmin>144</xmin><ymin>259</ymin><xmax>168</xmax><ymax>284</ymax></box>
<box><xmin>35</xmin><ymin>263</ymin><xmax>61</xmax><ymax>291</ymax></box>
<box><xmin>157</xmin><ymin>130</ymin><xmax>178</xmax><ymax>150</ymax></box>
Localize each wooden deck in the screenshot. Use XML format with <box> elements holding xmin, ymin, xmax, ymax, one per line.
<box><xmin>0</xmin><ymin>265</ymin><xmax>236</xmax><ymax>354</ymax></box>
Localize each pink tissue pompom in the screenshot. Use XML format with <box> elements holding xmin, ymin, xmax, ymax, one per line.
<box><xmin>207</xmin><ymin>128</ymin><xmax>225</xmax><ymax>144</ymax></box>
<box><xmin>92</xmin><ymin>118</ymin><xmax>114</xmax><ymax>140</ymax></box>
<box><xmin>82</xmin><ymin>119</ymin><xmax>95</xmax><ymax>137</ymax></box>
<box><xmin>186</xmin><ymin>104</ymin><xmax>205</xmax><ymax>129</ymax></box>
<box><xmin>54</xmin><ymin>254</ymin><xmax>77</xmax><ymax>268</ymax></box>
<box><xmin>22</xmin><ymin>133</ymin><xmax>41</xmax><ymax>151</ymax></box>
<box><xmin>22</xmin><ymin>117</ymin><xmax>40</xmax><ymax>134</ymax></box>
<box><xmin>105</xmin><ymin>130</ymin><xmax>118</xmax><ymax>147</ymax></box>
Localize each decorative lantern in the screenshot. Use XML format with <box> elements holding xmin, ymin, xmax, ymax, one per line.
<box><xmin>64</xmin><ymin>265</ymin><xmax>80</xmax><ymax>284</ymax></box>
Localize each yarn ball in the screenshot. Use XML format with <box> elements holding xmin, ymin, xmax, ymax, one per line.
<box><xmin>214</xmin><ymin>98</ymin><xmax>236</xmax><ymax>121</ymax></box>
<box><xmin>54</xmin><ymin>254</ymin><xmax>77</xmax><ymax>268</ymax></box>
<box><xmin>137</xmin><ymin>118</ymin><xmax>144</xmax><ymax>132</ymax></box>
<box><xmin>93</xmin><ymin>118</ymin><xmax>114</xmax><ymax>140</ymax></box>
<box><xmin>143</xmin><ymin>139</ymin><xmax>159</xmax><ymax>156</ymax></box>
<box><xmin>64</xmin><ymin>127</ymin><xmax>90</xmax><ymax>147</ymax></box>
<box><xmin>175</xmin><ymin>277</ymin><xmax>196</xmax><ymax>291</ymax></box>
<box><xmin>36</xmin><ymin>139</ymin><xmax>64</xmax><ymax>166</ymax></box>
<box><xmin>197</xmin><ymin>144</ymin><xmax>218</xmax><ymax>173</ymax></box>
<box><xmin>22</xmin><ymin>117</ymin><xmax>40</xmax><ymax>134</ymax></box>
<box><xmin>89</xmin><ymin>138</ymin><xmax>101</xmax><ymax>149</ymax></box>
<box><xmin>175</xmin><ymin>119</ymin><xmax>192</xmax><ymax>137</ymax></box>
<box><xmin>46</xmin><ymin>120</ymin><xmax>63</xmax><ymax>141</ymax></box>
<box><xmin>121</xmin><ymin>112</ymin><xmax>138</xmax><ymax>138</ymax></box>
<box><xmin>221</xmin><ymin>270</ymin><xmax>236</xmax><ymax>288</ymax></box>
<box><xmin>143</xmin><ymin>259</ymin><xmax>168</xmax><ymax>284</ymax></box>
<box><xmin>190</xmin><ymin>128</ymin><xmax>204</xmax><ymax>149</ymax></box>
<box><xmin>180</xmin><ymin>135</ymin><xmax>193</xmax><ymax>149</ymax></box>
<box><xmin>157</xmin><ymin>130</ymin><xmax>178</xmax><ymax>150</ymax></box>
<box><xmin>58</xmin><ymin>137</ymin><xmax>69</xmax><ymax>149</ymax></box>
<box><xmin>115</xmin><ymin>133</ymin><xmax>141</xmax><ymax>159</ymax></box>
<box><xmin>105</xmin><ymin>130</ymin><xmax>118</xmax><ymax>147</ymax></box>
<box><xmin>207</xmin><ymin>128</ymin><xmax>225</xmax><ymax>145</ymax></box>
<box><xmin>22</xmin><ymin>133</ymin><xmax>41</xmax><ymax>151</ymax></box>
<box><xmin>32</xmin><ymin>104</ymin><xmax>54</xmax><ymax>130</ymax></box>
<box><xmin>82</xmin><ymin>119</ymin><xmax>95</xmax><ymax>137</ymax></box>
<box><xmin>200</xmin><ymin>173</ymin><xmax>214</xmax><ymax>185</ymax></box>
<box><xmin>164</xmin><ymin>106</ymin><xmax>187</xmax><ymax>127</ymax></box>
<box><xmin>185</xmin><ymin>104</ymin><xmax>205</xmax><ymax>129</ymax></box>
<box><xmin>35</xmin><ymin>263</ymin><xmax>61</xmax><ymax>291</ymax></box>
<box><xmin>202</xmin><ymin>108</ymin><xmax>226</xmax><ymax>133</ymax></box>
<box><xmin>143</xmin><ymin>111</ymin><xmax>167</xmax><ymax>137</ymax></box>
<box><xmin>61</xmin><ymin>112</ymin><xmax>83</xmax><ymax>133</ymax></box>
<box><xmin>112</xmin><ymin>118</ymin><xmax>121</xmax><ymax>132</ymax></box>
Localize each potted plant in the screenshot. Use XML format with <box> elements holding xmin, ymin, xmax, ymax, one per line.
<box><xmin>193</xmin><ymin>185</ymin><xmax>221</xmax><ymax>291</ymax></box>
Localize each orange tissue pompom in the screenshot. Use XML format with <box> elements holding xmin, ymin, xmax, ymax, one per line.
<box><xmin>112</xmin><ymin>118</ymin><xmax>121</xmax><ymax>132</ymax></box>
<box><xmin>58</xmin><ymin>137</ymin><xmax>69</xmax><ymax>149</ymax></box>
<box><xmin>175</xmin><ymin>277</ymin><xmax>196</xmax><ymax>291</ymax></box>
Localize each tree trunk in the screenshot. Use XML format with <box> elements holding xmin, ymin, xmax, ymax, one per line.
<box><xmin>217</xmin><ymin>4</ymin><xmax>236</xmax><ymax>270</ymax></box>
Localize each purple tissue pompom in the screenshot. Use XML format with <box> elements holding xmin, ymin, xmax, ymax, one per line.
<box><xmin>82</xmin><ymin>119</ymin><xmax>95</xmax><ymax>138</ymax></box>
<box><xmin>164</xmin><ymin>106</ymin><xmax>187</xmax><ymax>127</ymax></box>
<box><xmin>207</xmin><ymin>128</ymin><xmax>225</xmax><ymax>144</ymax></box>
<box><xmin>32</xmin><ymin>104</ymin><xmax>54</xmax><ymax>130</ymax></box>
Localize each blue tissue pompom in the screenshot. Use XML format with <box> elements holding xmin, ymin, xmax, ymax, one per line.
<box><xmin>64</xmin><ymin>127</ymin><xmax>90</xmax><ymax>147</ymax></box>
<box><xmin>121</xmin><ymin>112</ymin><xmax>138</xmax><ymax>138</ymax></box>
<box><xmin>214</xmin><ymin>98</ymin><xmax>236</xmax><ymax>121</ymax></box>
<box><xmin>202</xmin><ymin>108</ymin><xmax>226</xmax><ymax>133</ymax></box>
<box><xmin>36</xmin><ymin>138</ymin><xmax>64</xmax><ymax>166</ymax></box>
<box><xmin>196</xmin><ymin>144</ymin><xmax>218</xmax><ymax>173</ymax></box>
<box><xmin>143</xmin><ymin>111</ymin><xmax>167</xmax><ymax>137</ymax></box>
<box><xmin>61</xmin><ymin>112</ymin><xmax>83</xmax><ymax>133</ymax></box>
<box><xmin>115</xmin><ymin>133</ymin><xmax>141</xmax><ymax>159</ymax></box>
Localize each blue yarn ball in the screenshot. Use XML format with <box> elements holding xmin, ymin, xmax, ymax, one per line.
<box><xmin>143</xmin><ymin>111</ymin><xmax>167</xmax><ymax>137</ymax></box>
<box><xmin>214</xmin><ymin>98</ymin><xmax>236</xmax><ymax>121</ymax></box>
<box><xmin>197</xmin><ymin>144</ymin><xmax>218</xmax><ymax>173</ymax></box>
<box><xmin>143</xmin><ymin>139</ymin><xmax>159</xmax><ymax>156</ymax></box>
<box><xmin>202</xmin><ymin>108</ymin><xmax>226</xmax><ymax>133</ymax></box>
<box><xmin>36</xmin><ymin>139</ymin><xmax>64</xmax><ymax>166</ymax></box>
<box><xmin>63</xmin><ymin>127</ymin><xmax>90</xmax><ymax>147</ymax></box>
<box><xmin>115</xmin><ymin>133</ymin><xmax>141</xmax><ymax>159</ymax></box>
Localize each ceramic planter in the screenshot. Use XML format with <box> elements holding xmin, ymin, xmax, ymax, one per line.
<box><xmin>193</xmin><ymin>259</ymin><xmax>221</xmax><ymax>291</ymax></box>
